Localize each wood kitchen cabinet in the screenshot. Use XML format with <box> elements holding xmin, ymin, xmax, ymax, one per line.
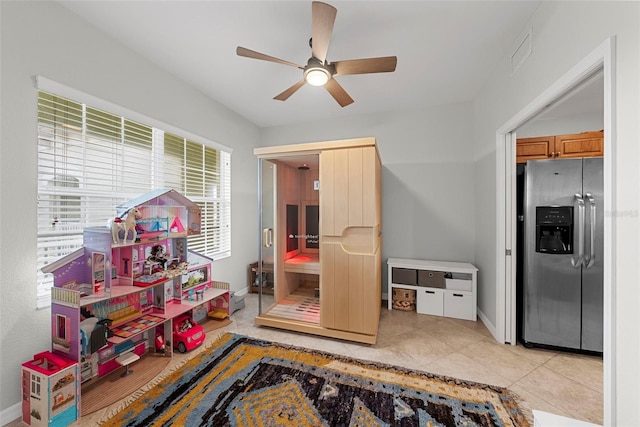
<box><xmin>516</xmin><ymin>130</ymin><xmax>603</xmax><ymax>163</ymax></box>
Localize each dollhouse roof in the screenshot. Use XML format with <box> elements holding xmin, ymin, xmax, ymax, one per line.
<box><xmin>187</xmin><ymin>249</ymin><xmax>214</xmax><ymax>266</ymax></box>
<box><xmin>42</xmin><ymin>247</ymin><xmax>84</xmax><ymax>274</ymax></box>
<box><xmin>115</xmin><ymin>188</ymin><xmax>200</xmax><ymax>218</ymax></box>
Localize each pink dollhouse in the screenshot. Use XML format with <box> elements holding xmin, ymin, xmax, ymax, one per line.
<box><xmin>40</xmin><ymin>189</ymin><xmax>229</xmax><ymax>415</ymax></box>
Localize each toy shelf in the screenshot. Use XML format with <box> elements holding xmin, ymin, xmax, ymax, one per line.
<box><xmin>161</xmin><ymin>287</ymin><xmax>228</xmax><ymax>319</ymax></box>
<box><xmin>161</xmin><ymin>303</ymin><xmax>195</xmax><ymax>321</ymax></box>
<box><xmin>181</xmin><ymin>287</ymin><xmax>229</xmax><ymax>308</ymax></box>
<box><xmin>387</xmin><ymin>258</ymin><xmax>478</xmax><ymax>321</ymax></box>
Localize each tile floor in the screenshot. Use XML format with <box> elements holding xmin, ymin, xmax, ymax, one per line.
<box><xmin>6</xmin><ymin>293</ymin><xmax>603</xmax><ymax>426</ymax></box>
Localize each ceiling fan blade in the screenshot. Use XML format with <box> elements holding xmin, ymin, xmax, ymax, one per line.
<box><xmin>311</xmin><ymin>1</ymin><xmax>337</xmax><ymax>63</ymax></box>
<box><xmin>333</xmin><ymin>56</ymin><xmax>398</xmax><ymax>76</ymax></box>
<box><xmin>236</xmin><ymin>46</ymin><xmax>302</xmax><ymax>69</ymax></box>
<box><xmin>274</xmin><ymin>80</ymin><xmax>307</xmax><ymax>101</ymax></box>
<box><xmin>324</xmin><ymin>78</ymin><xmax>354</xmax><ymax>107</ymax></box>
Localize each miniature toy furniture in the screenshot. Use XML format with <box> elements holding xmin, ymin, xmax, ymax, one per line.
<box><xmin>42</xmin><ymin>189</ymin><xmax>229</xmax><ymax>415</ymax></box>
<box><xmin>387</xmin><ymin>258</ymin><xmax>478</xmax><ymax>321</ymax></box>
<box><xmin>254</xmin><ymin>137</ymin><xmax>382</xmax><ymax>344</ymax></box>
<box><xmin>172</xmin><ymin>313</ymin><xmax>205</xmax><ymax>353</ymax></box>
<box><xmin>115</xmin><ymin>349</ymin><xmax>140</xmax><ymax>377</ymax></box>
<box><xmin>21</xmin><ymin>351</ymin><xmax>79</xmax><ymax>427</ymax></box>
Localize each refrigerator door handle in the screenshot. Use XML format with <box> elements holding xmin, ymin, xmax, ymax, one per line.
<box><xmin>571</xmin><ymin>193</ymin><xmax>585</xmax><ymax>268</ymax></box>
<box><xmin>585</xmin><ymin>193</ymin><xmax>596</xmax><ymax>268</ymax></box>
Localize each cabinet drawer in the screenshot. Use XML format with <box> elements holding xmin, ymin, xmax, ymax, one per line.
<box><xmin>416</xmin><ymin>288</ymin><xmax>444</xmax><ymax>316</ymax></box>
<box><xmin>445</xmin><ymin>278</ymin><xmax>472</xmax><ymax>292</ymax></box>
<box><xmin>444</xmin><ymin>291</ymin><xmax>474</xmax><ymax>320</ymax></box>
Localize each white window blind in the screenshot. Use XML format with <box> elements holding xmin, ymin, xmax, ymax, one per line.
<box><xmin>36</xmin><ymin>90</ymin><xmax>231</xmax><ymax>308</ymax></box>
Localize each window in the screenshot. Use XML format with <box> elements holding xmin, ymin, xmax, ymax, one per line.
<box><xmin>31</xmin><ymin>375</ymin><xmax>41</xmax><ymax>397</ymax></box>
<box><xmin>36</xmin><ymin>87</ymin><xmax>231</xmax><ymax>308</ymax></box>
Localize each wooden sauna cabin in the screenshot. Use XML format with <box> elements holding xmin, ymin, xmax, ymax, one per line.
<box><xmin>254</xmin><ymin>137</ymin><xmax>382</xmax><ymax>344</ymax></box>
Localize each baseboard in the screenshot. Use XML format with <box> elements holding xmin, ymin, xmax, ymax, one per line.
<box><xmin>477</xmin><ymin>308</ymin><xmax>500</xmax><ymax>342</ymax></box>
<box><xmin>1</xmin><ymin>402</ymin><xmax>21</xmax><ymax>427</ymax></box>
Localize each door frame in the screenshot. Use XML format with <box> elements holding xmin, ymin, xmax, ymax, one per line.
<box><xmin>495</xmin><ymin>37</ymin><xmax>615</xmax><ymax>425</ymax></box>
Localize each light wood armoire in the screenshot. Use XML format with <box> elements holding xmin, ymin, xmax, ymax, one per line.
<box><xmin>254</xmin><ymin>137</ymin><xmax>382</xmax><ymax>344</ymax></box>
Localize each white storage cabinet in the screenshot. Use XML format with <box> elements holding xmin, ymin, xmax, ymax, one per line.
<box><xmin>387</xmin><ymin>258</ymin><xmax>478</xmax><ymax>321</ymax></box>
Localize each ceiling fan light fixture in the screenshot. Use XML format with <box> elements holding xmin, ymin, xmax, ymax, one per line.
<box><xmin>236</xmin><ymin>2</ymin><xmax>397</xmax><ymax>106</ymax></box>
<box><xmin>304</xmin><ymin>66</ymin><xmax>330</xmax><ymax>86</ymax></box>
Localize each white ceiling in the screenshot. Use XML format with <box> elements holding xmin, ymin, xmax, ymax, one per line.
<box><xmin>58</xmin><ymin>0</ymin><xmax>545</xmax><ymax>128</ymax></box>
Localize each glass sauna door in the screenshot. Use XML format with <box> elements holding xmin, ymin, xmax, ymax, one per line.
<box><xmin>257</xmin><ymin>159</ymin><xmax>276</xmax><ymax>314</ymax></box>
<box><xmin>256</xmin><ymin>155</ymin><xmax>321</xmax><ymax>324</ymax></box>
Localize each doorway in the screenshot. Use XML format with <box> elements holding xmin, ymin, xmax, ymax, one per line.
<box><xmin>514</xmin><ymin>71</ymin><xmax>604</xmax><ymax>349</ymax></box>
<box><xmin>497</xmin><ymin>38</ymin><xmax>614</xmax><ymax>425</ymax></box>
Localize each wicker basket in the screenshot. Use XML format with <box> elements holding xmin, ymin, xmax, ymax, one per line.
<box><xmin>392</xmin><ymin>288</ymin><xmax>416</xmax><ymax>311</ymax></box>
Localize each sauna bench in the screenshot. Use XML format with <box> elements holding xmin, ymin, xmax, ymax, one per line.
<box><xmin>284</xmin><ymin>253</ymin><xmax>320</xmax><ymax>275</ymax></box>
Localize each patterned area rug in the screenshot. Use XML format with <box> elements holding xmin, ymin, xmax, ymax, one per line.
<box><xmin>102</xmin><ymin>333</ymin><xmax>530</xmax><ymax>426</ymax></box>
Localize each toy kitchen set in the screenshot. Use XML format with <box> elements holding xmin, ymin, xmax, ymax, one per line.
<box><xmin>33</xmin><ymin>189</ymin><xmax>229</xmax><ymax>422</ymax></box>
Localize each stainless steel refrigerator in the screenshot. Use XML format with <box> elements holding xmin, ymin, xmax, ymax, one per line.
<box><xmin>523</xmin><ymin>158</ymin><xmax>603</xmax><ymax>352</ymax></box>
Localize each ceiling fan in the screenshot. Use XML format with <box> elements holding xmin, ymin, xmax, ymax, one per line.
<box><xmin>236</xmin><ymin>1</ymin><xmax>397</xmax><ymax>107</ymax></box>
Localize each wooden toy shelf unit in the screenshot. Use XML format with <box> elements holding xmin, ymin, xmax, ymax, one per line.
<box><xmin>42</xmin><ymin>189</ymin><xmax>230</xmax><ymax>415</ymax></box>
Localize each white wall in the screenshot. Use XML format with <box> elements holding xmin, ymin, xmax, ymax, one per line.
<box><xmin>260</xmin><ymin>103</ymin><xmax>477</xmax><ymax>294</ymax></box>
<box><xmin>516</xmin><ymin>112</ymin><xmax>604</xmax><ymax>138</ymax></box>
<box><xmin>473</xmin><ymin>2</ymin><xmax>639</xmax><ymax>425</ymax></box>
<box><xmin>2</xmin><ymin>1</ymin><xmax>638</xmax><ymax>425</ymax></box>
<box><xmin>0</xmin><ymin>1</ymin><xmax>259</xmax><ymax>416</ymax></box>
